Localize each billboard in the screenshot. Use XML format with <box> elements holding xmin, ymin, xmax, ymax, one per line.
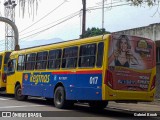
<box><xmin>108</xmin><ymin>34</ymin><xmax>154</xmax><ymax>91</ymax></box>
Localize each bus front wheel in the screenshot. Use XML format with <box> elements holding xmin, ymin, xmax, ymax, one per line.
<box><xmin>15</xmin><ymin>85</ymin><xmax>27</xmax><ymax>101</ymax></box>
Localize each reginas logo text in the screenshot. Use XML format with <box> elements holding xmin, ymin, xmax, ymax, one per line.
<box><xmin>30</xmin><ymin>74</ymin><xmax>50</xmax><ymax>85</ymax></box>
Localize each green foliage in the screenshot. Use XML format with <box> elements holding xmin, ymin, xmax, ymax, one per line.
<box><xmin>80</xmin><ymin>27</ymin><xmax>110</xmax><ymax>38</ymax></box>
<box><xmin>127</xmin><ymin>0</ymin><xmax>158</xmax><ymax>6</ymax></box>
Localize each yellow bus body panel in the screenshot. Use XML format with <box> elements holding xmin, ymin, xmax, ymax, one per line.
<box><xmin>6</xmin><ymin>34</ymin><xmax>156</xmax><ymax>102</ymax></box>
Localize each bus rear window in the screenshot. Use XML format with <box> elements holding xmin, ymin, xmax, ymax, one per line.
<box><xmin>4</xmin><ymin>52</ymin><xmax>11</xmax><ymax>64</ymax></box>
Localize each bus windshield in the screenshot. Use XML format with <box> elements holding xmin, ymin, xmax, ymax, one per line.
<box><xmin>4</xmin><ymin>52</ymin><xmax>11</xmax><ymax>64</ymax></box>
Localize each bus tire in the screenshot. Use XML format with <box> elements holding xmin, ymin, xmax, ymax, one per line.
<box><xmin>89</xmin><ymin>101</ymin><xmax>108</xmax><ymax>109</ymax></box>
<box><xmin>15</xmin><ymin>85</ymin><xmax>27</xmax><ymax>101</ymax></box>
<box><xmin>54</xmin><ymin>86</ymin><xmax>68</xmax><ymax>109</ymax></box>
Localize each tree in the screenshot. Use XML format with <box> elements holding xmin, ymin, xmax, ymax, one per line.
<box><xmin>80</xmin><ymin>27</ymin><xmax>111</xmax><ymax>38</ymax></box>
<box><xmin>19</xmin><ymin>0</ymin><xmax>40</xmax><ymax>17</ymax></box>
<box><xmin>127</xmin><ymin>0</ymin><xmax>158</xmax><ymax>6</ymax></box>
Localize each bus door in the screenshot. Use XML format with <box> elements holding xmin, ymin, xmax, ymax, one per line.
<box><xmin>6</xmin><ymin>59</ymin><xmax>16</xmax><ymax>94</ymax></box>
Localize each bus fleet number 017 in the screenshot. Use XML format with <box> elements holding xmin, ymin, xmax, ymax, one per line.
<box><xmin>89</xmin><ymin>77</ymin><xmax>98</xmax><ymax>84</ymax></box>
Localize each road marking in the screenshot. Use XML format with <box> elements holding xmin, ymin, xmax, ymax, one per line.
<box><xmin>0</xmin><ymin>105</ymin><xmax>45</xmax><ymax>109</ymax></box>
<box><xmin>0</xmin><ymin>98</ymin><xmax>14</xmax><ymax>100</ymax></box>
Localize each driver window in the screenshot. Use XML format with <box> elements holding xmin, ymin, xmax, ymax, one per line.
<box><xmin>8</xmin><ymin>59</ymin><xmax>16</xmax><ymax>73</ymax></box>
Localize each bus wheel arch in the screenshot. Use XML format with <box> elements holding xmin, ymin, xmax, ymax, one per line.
<box><xmin>54</xmin><ymin>82</ymin><xmax>65</xmax><ymax>93</ymax></box>
<box><xmin>15</xmin><ymin>82</ymin><xmax>21</xmax><ymax>89</ymax></box>
<box><xmin>14</xmin><ymin>82</ymin><xmax>27</xmax><ymax>101</ymax></box>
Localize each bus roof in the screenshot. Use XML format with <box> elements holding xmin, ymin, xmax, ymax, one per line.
<box><xmin>10</xmin><ymin>34</ymin><xmax>110</xmax><ymax>56</ymax></box>
<box><xmin>0</xmin><ymin>51</ymin><xmax>12</xmax><ymax>55</ymax></box>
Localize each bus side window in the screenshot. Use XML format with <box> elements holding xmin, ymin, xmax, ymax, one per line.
<box><xmin>62</xmin><ymin>47</ymin><xmax>78</xmax><ymax>68</ymax></box>
<box><xmin>48</xmin><ymin>49</ymin><xmax>62</xmax><ymax>69</ymax></box>
<box><xmin>25</xmin><ymin>53</ymin><xmax>36</xmax><ymax>70</ymax></box>
<box><xmin>96</xmin><ymin>42</ymin><xmax>104</xmax><ymax>67</ymax></box>
<box><xmin>36</xmin><ymin>51</ymin><xmax>48</xmax><ymax>70</ymax></box>
<box><xmin>17</xmin><ymin>55</ymin><xmax>25</xmax><ymax>71</ymax></box>
<box><xmin>79</xmin><ymin>43</ymin><xmax>96</xmax><ymax>67</ymax></box>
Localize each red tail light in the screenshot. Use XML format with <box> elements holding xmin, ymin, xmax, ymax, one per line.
<box><xmin>104</xmin><ymin>70</ymin><xmax>113</xmax><ymax>88</ymax></box>
<box><xmin>150</xmin><ymin>75</ymin><xmax>156</xmax><ymax>91</ymax></box>
<box><xmin>2</xmin><ymin>73</ymin><xmax>6</xmax><ymax>83</ymax></box>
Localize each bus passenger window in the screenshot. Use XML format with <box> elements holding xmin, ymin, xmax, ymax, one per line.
<box><xmin>79</xmin><ymin>43</ymin><xmax>96</xmax><ymax>67</ymax></box>
<box><xmin>96</xmin><ymin>42</ymin><xmax>104</xmax><ymax>67</ymax></box>
<box><xmin>62</xmin><ymin>47</ymin><xmax>78</xmax><ymax>68</ymax></box>
<box><xmin>17</xmin><ymin>55</ymin><xmax>25</xmax><ymax>71</ymax></box>
<box><xmin>25</xmin><ymin>53</ymin><xmax>36</xmax><ymax>70</ymax></box>
<box><xmin>36</xmin><ymin>51</ymin><xmax>48</xmax><ymax>70</ymax></box>
<box><xmin>48</xmin><ymin>49</ymin><xmax>61</xmax><ymax>69</ymax></box>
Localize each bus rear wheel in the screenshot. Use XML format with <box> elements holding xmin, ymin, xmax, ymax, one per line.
<box><xmin>15</xmin><ymin>85</ymin><xmax>27</xmax><ymax>101</ymax></box>
<box><xmin>54</xmin><ymin>86</ymin><xmax>67</xmax><ymax>109</ymax></box>
<box><xmin>54</xmin><ymin>86</ymin><xmax>74</xmax><ymax>109</ymax></box>
<box><xmin>89</xmin><ymin>101</ymin><xmax>108</xmax><ymax>109</ymax></box>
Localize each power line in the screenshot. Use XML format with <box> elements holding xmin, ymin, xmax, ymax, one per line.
<box><xmin>19</xmin><ymin>0</ymin><xmax>67</xmax><ymax>33</ymax></box>
<box><xmin>19</xmin><ymin>10</ymin><xmax>81</xmax><ymax>37</ymax></box>
<box><xmin>20</xmin><ymin>12</ymin><xmax>80</xmax><ymax>41</ymax></box>
<box><xmin>87</xmin><ymin>3</ymin><xmax>132</xmax><ymax>10</ymax></box>
<box><xmin>19</xmin><ymin>1</ymin><xmax>128</xmax><ymax>38</ymax></box>
<box><xmin>19</xmin><ymin>2</ymin><xmax>132</xmax><ymax>42</ymax></box>
<box><xmin>87</xmin><ymin>0</ymin><xmax>127</xmax><ymax>10</ymax></box>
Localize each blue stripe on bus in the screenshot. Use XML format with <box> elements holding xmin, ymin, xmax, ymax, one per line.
<box><xmin>22</xmin><ymin>72</ymin><xmax>102</xmax><ymax>100</ymax></box>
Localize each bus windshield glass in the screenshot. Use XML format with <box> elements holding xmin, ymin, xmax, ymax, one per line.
<box><xmin>4</xmin><ymin>52</ymin><xmax>11</xmax><ymax>64</ymax></box>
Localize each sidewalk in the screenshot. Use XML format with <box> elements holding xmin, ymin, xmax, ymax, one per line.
<box><xmin>140</xmin><ymin>99</ymin><xmax>160</xmax><ymax>106</ymax></box>
<box><xmin>108</xmin><ymin>100</ymin><xmax>160</xmax><ymax>112</ymax></box>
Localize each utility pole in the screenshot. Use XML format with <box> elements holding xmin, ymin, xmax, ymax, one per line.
<box><xmin>4</xmin><ymin>0</ymin><xmax>17</xmax><ymax>50</ymax></box>
<box><xmin>82</xmin><ymin>0</ymin><xmax>86</xmax><ymax>38</ymax></box>
<box><xmin>102</xmin><ymin>0</ymin><xmax>104</xmax><ymax>31</ymax></box>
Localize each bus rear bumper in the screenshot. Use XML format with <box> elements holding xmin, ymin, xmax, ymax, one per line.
<box><xmin>103</xmin><ymin>87</ymin><xmax>155</xmax><ymax>102</ymax></box>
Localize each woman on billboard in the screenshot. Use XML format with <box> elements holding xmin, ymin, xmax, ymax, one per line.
<box><xmin>109</xmin><ymin>35</ymin><xmax>139</xmax><ymax>67</ymax></box>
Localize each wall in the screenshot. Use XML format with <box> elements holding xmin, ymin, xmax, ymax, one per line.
<box><xmin>115</xmin><ymin>23</ymin><xmax>160</xmax><ymax>42</ymax></box>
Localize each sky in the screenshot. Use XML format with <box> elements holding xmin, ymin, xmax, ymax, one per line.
<box><xmin>0</xmin><ymin>0</ymin><xmax>159</xmax><ymax>50</ymax></box>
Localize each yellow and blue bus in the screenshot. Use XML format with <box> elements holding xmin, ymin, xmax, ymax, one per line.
<box><xmin>6</xmin><ymin>34</ymin><xmax>156</xmax><ymax>109</ymax></box>
<box><xmin>0</xmin><ymin>51</ymin><xmax>11</xmax><ymax>92</ymax></box>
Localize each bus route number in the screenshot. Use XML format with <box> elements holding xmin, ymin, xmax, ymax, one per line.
<box><xmin>89</xmin><ymin>77</ymin><xmax>98</xmax><ymax>84</ymax></box>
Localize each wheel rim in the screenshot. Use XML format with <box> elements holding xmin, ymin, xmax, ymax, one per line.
<box><xmin>17</xmin><ymin>88</ymin><xmax>22</xmax><ymax>97</ymax></box>
<box><xmin>56</xmin><ymin>90</ymin><xmax>63</xmax><ymax>105</ymax></box>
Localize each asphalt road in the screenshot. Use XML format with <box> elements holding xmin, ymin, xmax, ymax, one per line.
<box><xmin>0</xmin><ymin>94</ymin><xmax>159</xmax><ymax>120</ymax></box>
